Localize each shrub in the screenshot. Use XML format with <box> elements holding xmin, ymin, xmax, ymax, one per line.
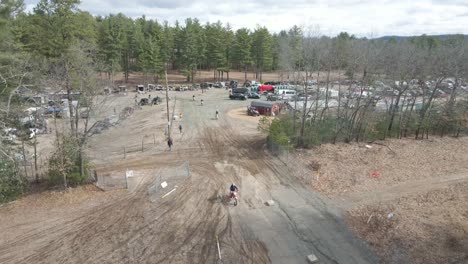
<box><xmin>47</xmin><ymin>135</ymin><xmax>89</xmax><ymax>187</ymax></box>
<box><xmin>0</xmin><ymin>156</ymin><xmax>26</xmax><ymax>203</ymax></box>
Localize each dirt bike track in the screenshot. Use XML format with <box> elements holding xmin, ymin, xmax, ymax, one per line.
<box><xmin>0</xmin><ymin>90</ymin><xmax>378</xmax><ymax>263</ymax></box>
<box><xmin>338</xmin><ymin>172</ymin><xmax>468</xmax><ymax>208</ymax></box>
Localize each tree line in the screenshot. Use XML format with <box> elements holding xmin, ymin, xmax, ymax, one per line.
<box><xmin>264</xmin><ymin>30</ymin><xmax>468</xmax><ymax>148</ymax></box>
<box><xmin>2</xmin><ymin>0</ymin><xmax>282</xmax><ymax>85</ymax></box>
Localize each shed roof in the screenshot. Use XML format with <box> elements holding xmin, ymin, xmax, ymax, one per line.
<box><xmin>251</xmin><ymin>100</ymin><xmax>278</xmax><ymax>108</ymax></box>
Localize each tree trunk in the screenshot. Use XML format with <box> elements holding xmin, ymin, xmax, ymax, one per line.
<box><xmin>319</xmin><ymin>67</ymin><xmax>331</xmax><ymax>121</ymax></box>
<box><xmin>416</xmin><ymin>78</ymin><xmax>443</xmax><ymax>139</ymax></box>
<box><xmin>21</xmin><ymin>140</ymin><xmax>28</xmax><ymax>178</ymax></box>
<box><xmin>66</xmin><ymin>62</ymin><xmax>75</xmax><ymax>135</ymax></box>
<box><xmin>34</xmin><ymin>135</ymin><xmax>38</xmax><ymax>182</ymax></box>
<box><xmin>244</xmin><ymin>65</ymin><xmax>247</xmax><ymax>81</ymax></box>
<box><xmin>333</xmin><ymin>73</ymin><xmax>343</xmax><ymax>144</ymax></box>
<box><xmin>387</xmin><ymin>91</ymin><xmax>402</xmax><ymax>133</ymax></box>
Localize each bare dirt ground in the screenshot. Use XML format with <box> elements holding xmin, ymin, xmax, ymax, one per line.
<box><xmin>294</xmin><ymin>138</ymin><xmax>468</xmax><ymax>263</ymax></box>
<box><xmin>4</xmin><ymin>68</ymin><xmax>465</xmax><ymax>263</ymax></box>
<box><xmin>0</xmin><ymin>88</ymin><xmax>377</xmax><ymax>264</ymax></box>
<box><xmin>227</xmin><ymin>107</ymin><xmax>263</xmax><ymax>124</ymax></box>
<box><xmin>111</xmin><ymin>69</ymin><xmax>347</xmax><ymax>87</ymax></box>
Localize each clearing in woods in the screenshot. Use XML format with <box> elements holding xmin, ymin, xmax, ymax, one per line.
<box><xmin>0</xmin><ymin>88</ymin><xmax>377</xmax><ymax>264</ymax></box>
<box><xmin>2</xmin><ymin>80</ymin><xmax>466</xmax><ymax>263</ymax></box>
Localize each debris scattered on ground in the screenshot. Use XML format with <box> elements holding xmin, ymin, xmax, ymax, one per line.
<box><xmin>296</xmin><ymin>137</ymin><xmax>468</xmax><ymax>195</ymax></box>
<box><xmin>347</xmin><ymin>182</ymin><xmax>468</xmax><ymax>264</ymax></box>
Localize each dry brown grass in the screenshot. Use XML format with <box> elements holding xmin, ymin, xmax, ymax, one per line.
<box><xmin>297</xmin><ymin>137</ymin><xmax>468</xmax><ymax>195</ymax></box>
<box><xmin>347</xmin><ymin>182</ymin><xmax>468</xmax><ymax>264</ymax></box>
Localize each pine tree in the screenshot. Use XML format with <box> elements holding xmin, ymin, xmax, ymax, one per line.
<box><xmin>233</xmin><ymin>28</ymin><xmax>252</xmax><ymax>81</ymax></box>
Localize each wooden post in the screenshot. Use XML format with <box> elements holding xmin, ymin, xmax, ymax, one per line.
<box><xmin>164</xmin><ymin>67</ymin><xmax>171</xmax><ymax>141</ymax></box>
<box><xmin>216</xmin><ymin>235</ymin><xmax>221</xmax><ymax>260</ymax></box>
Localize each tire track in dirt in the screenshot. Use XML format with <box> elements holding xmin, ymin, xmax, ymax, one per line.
<box><xmin>0</xmin><ymin>91</ymin><xmax>375</xmax><ymax>264</ymax></box>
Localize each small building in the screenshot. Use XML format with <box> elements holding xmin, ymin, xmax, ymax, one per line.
<box><xmin>250</xmin><ymin>101</ymin><xmax>281</xmax><ymax>116</ymax></box>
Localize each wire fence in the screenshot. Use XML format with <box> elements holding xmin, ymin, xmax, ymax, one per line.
<box><xmin>95</xmin><ymin>161</ymin><xmax>191</xmax><ymax>192</ymax></box>
<box><xmin>95</xmin><ymin>170</ymin><xmax>127</xmax><ymax>190</ymax></box>
<box><xmin>121</xmin><ymin>95</ymin><xmax>178</xmax><ymax>158</ymax></box>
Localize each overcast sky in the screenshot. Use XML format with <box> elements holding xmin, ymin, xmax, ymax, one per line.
<box><xmin>24</xmin><ymin>0</ymin><xmax>468</xmax><ymax>37</ymax></box>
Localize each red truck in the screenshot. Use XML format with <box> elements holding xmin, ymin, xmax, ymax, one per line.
<box><xmin>258</xmin><ymin>85</ymin><xmax>274</xmax><ymax>94</ymax></box>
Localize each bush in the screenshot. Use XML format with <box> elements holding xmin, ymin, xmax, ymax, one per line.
<box><xmin>0</xmin><ymin>157</ymin><xmax>26</xmax><ymax>203</ymax></box>
<box><xmin>47</xmin><ymin>135</ymin><xmax>89</xmax><ymax>187</ymax></box>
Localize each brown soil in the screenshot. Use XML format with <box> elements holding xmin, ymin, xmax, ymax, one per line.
<box><xmin>111</xmin><ymin>69</ymin><xmax>348</xmax><ymax>86</ymax></box>
<box><xmin>227</xmin><ymin>107</ymin><xmax>262</xmax><ymax>124</ymax></box>
<box><xmin>0</xmin><ymin>89</ymin><xmax>377</xmax><ymax>264</ymax></box>
<box><xmin>4</xmin><ymin>70</ymin><xmax>465</xmax><ymax>264</ymax></box>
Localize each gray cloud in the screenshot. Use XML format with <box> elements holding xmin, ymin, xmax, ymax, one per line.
<box><xmin>23</xmin><ymin>0</ymin><xmax>468</xmax><ymax>37</ymax></box>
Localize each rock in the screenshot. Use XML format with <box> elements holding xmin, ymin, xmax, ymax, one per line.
<box><xmin>307</xmin><ymin>254</ymin><xmax>319</xmax><ymax>263</ymax></box>
<box><xmin>266</xmin><ymin>200</ymin><xmax>275</xmax><ymax>206</ymax></box>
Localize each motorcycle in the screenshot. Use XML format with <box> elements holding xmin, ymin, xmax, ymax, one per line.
<box><xmin>228</xmin><ymin>191</ymin><xmax>238</xmax><ymax>206</ymax></box>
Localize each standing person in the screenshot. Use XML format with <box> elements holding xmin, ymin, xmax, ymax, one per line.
<box><xmin>215</xmin><ymin>109</ymin><xmax>219</xmax><ymax>120</ymax></box>
<box><xmin>167</xmin><ymin>137</ymin><xmax>173</xmax><ymax>151</ymax></box>
<box><xmin>192</xmin><ymin>95</ymin><xmax>195</xmax><ymax>101</ymax></box>
<box><xmin>201</xmin><ymin>99</ymin><xmax>204</xmax><ymax>106</ymax></box>
<box><xmin>179</xmin><ymin>125</ymin><xmax>182</xmax><ymax>134</ymax></box>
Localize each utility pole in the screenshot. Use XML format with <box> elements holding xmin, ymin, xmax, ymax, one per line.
<box><xmin>164</xmin><ymin>65</ymin><xmax>171</xmax><ymax>139</ymax></box>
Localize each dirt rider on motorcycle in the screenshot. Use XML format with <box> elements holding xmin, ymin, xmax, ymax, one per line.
<box><xmin>230</xmin><ymin>183</ymin><xmax>238</xmax><ymax>196</ymax></box>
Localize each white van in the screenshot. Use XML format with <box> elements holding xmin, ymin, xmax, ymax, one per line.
<box><xmin>279</xmin><ymin>89</ymin><xmax>296</xmax><ymax>100</ymax></box>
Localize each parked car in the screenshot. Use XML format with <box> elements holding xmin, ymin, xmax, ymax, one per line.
<box><xmin>229</xmin><ymin>93</ymin><xmax>247</xmax><ymax>100</ymax></box>
<box><xmin>214</xmin><ymin>82</ymin><xmax>226</xmax><ymax>88</ymax></box>
<box><xmin>152</xmin><ymin>96</ymin><xmax>162</xmax><ymax>105</ymax></box>
<box><xmin>201</xmin><ymin>82</ymin><xmax>213</xmax><ymax>89</ymax></box>
<box><xmin>247</xmin><ymin>92</ymin><xmax>260</xmax><ymax>99</ymax></box>
<box><xmin>139</xmin><ymin>98</ymin><xmax>149</xmax><ymax>106</ymax></box>
<box><xmin>229</xmin><ymin>80</ymin><xmax>238</xmax><ymax>88</ymax></box>
<box><xmin>267</xmin><ymin>94</ymin><xmax>280</xmax><ymax>101</ymax></box>
<box><xmin>80</xmin><ymin>110</ymin><xmax>90</xmax><ymax>119</ymax></box>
